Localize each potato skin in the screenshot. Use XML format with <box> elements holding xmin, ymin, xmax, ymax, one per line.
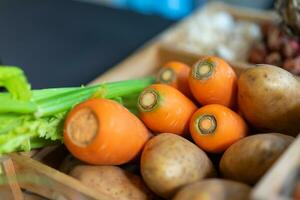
<box><xmin>69</xmin><ymin>165</ymin><xmax>155</xmax><ymax>200</ymax></box>
<box><xmin>173</xmin><ymin>179</ymin><xmax>251</xmax><ymax>200</ymax></box>
<box><xmin>141</xmin><ymin>133</ymin><xmax>215</xmax><ymax>199</ymax></box>
<box><xmin>238</xmin><ymin>65</ymin><xmax>300</xmax><ymax>136</ymax></box>
<box><xmin>220</xmin><ymin>133</ymin><xmax>294</xmax><ymax>185</ymax></box>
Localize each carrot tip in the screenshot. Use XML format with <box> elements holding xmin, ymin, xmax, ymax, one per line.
<box><xmin>67</xmin><ymin>108</ymin><xmax>98</xmax><ymax>147</ymax></box>
<box><xmin>192</xmin><ymin>60</ymin><xmax>215</xmax><ymax>80</ymax></box>
<box><xmin>195</xmin><ymin>114</ymin><xmax>217</xmax><ymax>135</ymax></box>
<box><xmin>138</xmin><ymin>89</ymin><xmax>159</xmax><ymax>112</ymax></box>
<box><xmin>156</xmin><ymin>67</ymin><xmax>176</xmax><ymax>84</ymax></box>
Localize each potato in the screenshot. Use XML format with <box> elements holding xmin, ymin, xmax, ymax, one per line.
<box><xmin>238</xmin><ymin>65</ymin><xmax>300</xmax><ymax>136</ymax></box>
<box><xmin>69</xmin><ymin>165</ymin><xmax>155</xmax><ymax>200</ymax></box>
<box><xmin>220</xmin><ymin>133</ymin><xmax>294</xmax><ymax>185</ymax></box>
<box><xmin>173</xmin><ymin>178</ymin><xmax>251</xmax><ymax>200</ymax></box>
<box><xmin>141</xmin><ymin>133</ymin><xmax>215</xmax><ymax>199</ymax></box>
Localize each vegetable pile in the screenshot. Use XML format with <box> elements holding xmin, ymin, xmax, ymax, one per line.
<box><xmin>59</xmin><ymin>56</ymin><xmax>299</xmax><ymax>199</ymax></box>
<box><xmin>1</xmin><ymin>55</ymin><xmax>299</xmax><ymax>199</ymax></box>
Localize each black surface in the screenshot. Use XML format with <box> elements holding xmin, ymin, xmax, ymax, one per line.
<box><xmin>0</xmin><ymin>0</ymin><xmax>173</xmax><ymax>88</ymax></box>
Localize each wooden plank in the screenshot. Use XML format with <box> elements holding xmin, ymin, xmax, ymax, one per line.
<box><xmin>0</xmin><ymin>156</ymin><xmax>24</xmax><ymax>200</ymax></box>
<box><xmin>9</xmin><ymin>153</ymin><xmax>114</xmax><ymax>200</ymax></box>
<box><xmin>252</xmin><ymin>135</ymin><xmax>300</xmax><ymax>200</ymax></box>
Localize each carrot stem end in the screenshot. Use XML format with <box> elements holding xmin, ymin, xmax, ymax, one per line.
<box><xmin>195</xmin><ymin>114</ymin><xmax>217</xmax><ymax>135</ymax></box>
<box><xmin>156</xmin><ymin>67</ymin><xmax>176</xmax><ymax>84</ymax></box>
<box><xmin>67</xmin><ymin>107</ymin><xmax>98</xmax><ymax>147</ymax></box>
<box><xmin>192</xmin><ymin>60</ymin><xmax>215</xmax><ymax>80</ymax></box>
<box><xmin>138</xmin><ymin>89</ymin><xmax>159</xmax><ymax>112</ymax></box>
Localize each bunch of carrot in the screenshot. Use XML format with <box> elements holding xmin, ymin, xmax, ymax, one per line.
<box><xmin>139</xmin><ymin>58</ymin><xmax>247</xmax><ymax>153</ymax></box>
<box><xmin>64</xmin><ymin>56</ymin><xmax>248</xmax><ymax>165</ymax></box>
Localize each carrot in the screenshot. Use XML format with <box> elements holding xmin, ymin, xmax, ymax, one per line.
<box><xmin>63</xmin><ymin>98</ymin><xmax>150</xmax><ymax>165</ymax></box>
<box><xmin>188</xmin><ymin>56</ymin><xmax>237</xmax><ymax>108</ymax></box>
<box><xmin>137</xmin><ymin>84</ymin><xmax>197</xmax><ymax>136</ymax></box>
<box><xmin>156</xmin><ymin>61</ymin><xmax>192</xmax><ymax>98</ymax></box>
<box><xmin>190</xmin><ymin>104</ymin><xmax>247</xmax><ymax>153</ymax></box>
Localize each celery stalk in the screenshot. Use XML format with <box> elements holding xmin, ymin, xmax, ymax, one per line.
<box><xmin>0</xmin><ymin>95</ymin><xmax>37</xmax><ymax>114</ymax></box>
<box><xmin>0</xmin><ymin>76</ymin><xmax>154</xmax><ymax>116</ymax></box>
<box><xmin>0</xmin><ymin>66</ymin><xmax>31</xmax><ymax>100</ymax></box>
<box><xmin>35</xmin><ymin>77</ymin><xmax>154</xmax><ymax>117</ymax></box>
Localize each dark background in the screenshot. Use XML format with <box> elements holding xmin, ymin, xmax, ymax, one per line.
<box><xmin>0</xmin><ymin>0</ymin><xmax>173</xmax><ymax>88</ymax></box>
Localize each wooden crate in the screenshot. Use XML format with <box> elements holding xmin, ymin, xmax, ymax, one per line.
<box><xmin>1</xmin><ymin>2</ymin><xmax>298</xmax><ymax>200</ymax></box>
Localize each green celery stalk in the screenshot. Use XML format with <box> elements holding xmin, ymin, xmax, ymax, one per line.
<box><xmin>32</xmin><ymin>87</ymin><xmax>79</xmax><ymax>101</ymax></box>
<box><xmin>0</xmin><ymin>95</ymin><xmax>37</xmax><ymax>114</ymax></box>
<box><xmin>35</xmin><ymin>77</ymin><xmax>154</xmax><ymax>117</ymax></box>
<box><xmin>0</xmin><ymin>76</ymin><xmax>154</xmax><ymax>117</ymax></box>
<box><xmin>0</xmin><ymin>66</ymin><xmax>31</xmax><ymax>100</ymax></box>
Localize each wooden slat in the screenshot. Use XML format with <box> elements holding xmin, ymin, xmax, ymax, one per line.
<box><xmin>252</xmin><ymin>135</ymin><xmax>300</xmax><ymax>200</ymax></box>
<box><xmin>9</xmin><ymin>154</ymin><xmax>114</xmax><ymax>200</ymax></box>
<box><xmin>0</xmin><ymin>156</ymin><xmax>24</xmax><ymax>200</ymax></box>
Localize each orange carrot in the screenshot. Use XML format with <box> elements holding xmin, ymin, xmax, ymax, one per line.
<box><xmin>64</xmin><ymin>98</ymin><xmax>150</xmax><ymax>165</ymax></box>
<box><xmin>156</xmin><ymin>61</ymin><xmax>192</xmax><ymax>98</ymax></box>
<box><xmin>190</xmin><ymin>104</ymin><xmax>247</xmax><ymax>153</ymax></box>
<box><xmin>138</xmin><ymin>84</ymin><xmax>197</xmax><ymax>136</ymax></box>
<box><xmin>188</xmin><ymin>56</ymin><xmax>237</xmax><ymax>108</ymax></box>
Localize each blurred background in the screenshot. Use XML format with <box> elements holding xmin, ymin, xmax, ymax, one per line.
<box><xmin>0</xmin><ymin>0</ymin><xmax>275</xmax><ymax>88</ymax></box>
<box><xmin>82</xmin><ymin>0</ymin><xmax>275</xmax><ymax>19</ymax></box>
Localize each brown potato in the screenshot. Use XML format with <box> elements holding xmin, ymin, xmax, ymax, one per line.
<box><xmin>173</xmin><ymin>178</ymin><xmax>251</xmax><ymax>200</ymax></box>
<box><xmin>220</xmin><ymin>133</ymin><xmax>294</xmax><ymax>185</ymax></box>
<box><xmin>238</xmin><ymin>65</ymin><xmax>300</xmax><ymax>136</ymax></box>
<box><xmin>141</xmin><ymin>133</ymin><xmax>215</xmax><ymax>199</ymax></box>
<box><xmin>69</xmin><ymin>165</ymin><xmax>155</xmax><ymax>200</ymax></box>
